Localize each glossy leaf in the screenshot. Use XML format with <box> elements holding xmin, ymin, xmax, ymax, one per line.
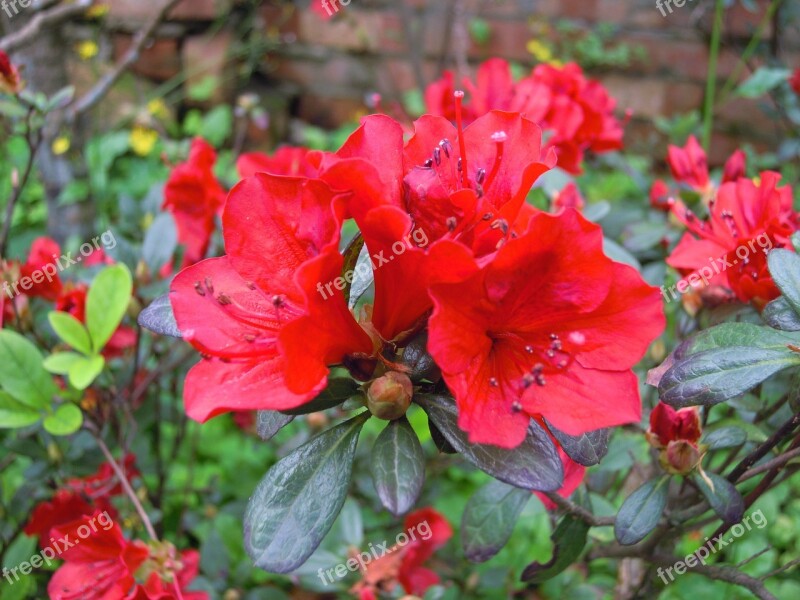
<box><xmin>371</xmin><ymin>417</ymin><xmax>425</xmax><ymax>516</ymax></box>
<box><xmin>691</xmin><ymin>471</ymin><xmax>745</xmax><ymax>524</ymax></box>
<box><xmin>462</xmin><ymin>480</ymin><xmax>530</xmax><ymax>563</ymax></box>
<box><xmin>763</xmin><ymin>297</ymin><xmax>800</xmax><ymax>332</ymax></box>
<box><xmin>521</xmin><ymin>514</ymin><xmax>590</xmax><ymax>582</ymax></box>
<box><xmin>416</xmin><ymin>394</ymin><xmax>563</xmax><ymax>492</ymax></box>
<box><xmin>702</xmin><ymin>426</ymin><xmax>747</xmax><ymax>451</ymax></box>
<box><xmin>615</xmin><ymin>477</ymin><xmax>669</xmax><ymax>545</ymax></box>
<box><xmin>547</xmin><ymin>421</ymin><xmax>610</xmax><ymax>466</ymax></box>
<box><xmin>279</xmin><ymin>378</ymin><xmax>359</xmax><ymax>416</ymax></box>
<box><xmin>138</xmin><ymin>294</ymin><xmax>182</xmax><ymax>338</ymax></box>
<box><xmin>256</xmin><ymin>411</ymin><xmax>294</xmax><ymax>441</ymax></box>
<box><xmin>244</xmin><ymin>412</ymin><xmax>368</xmax><ymax>573</ymax></box>
<box><xmin>42</xmin><ymin>403</ymin><xmax>83</xmax><ymax>436</ymax></box>
<box><xmin>768</xmin><ymin>249</ymin><xmax>800</xmax><ymax>317</ymax></box>
<box><xmin>0</xmin><ymin>392</ymin><xmax>41</xmax><ymax>428</ymax></box>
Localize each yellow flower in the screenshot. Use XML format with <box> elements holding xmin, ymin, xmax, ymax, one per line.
<box><xmin>76</xmin><ymin>40</ymin><xmax>99</xmax><ymax>60</ymax></box>
<box><xmin>52</xmin><ymin>137</ymin><xmax>70</xmax><ymax>155</ymax></box>
<box><xmin>526</xmin><ymin>40</ymin><xmax>555</xmax><ymax>64</ymax></box>
<box><xmin>147</xmin><ymin>98</ymin><xmax>169</xmax><ymax>120</ymax></box>
<box><xmin>86</xmin><ymin>3</ymin><xmax>109</xmax><ymax>19</ymax></box>
<box><xmin>129</xmin><ymin>126</ymin><xmax>158</xmax><ymax>157</ymax></box>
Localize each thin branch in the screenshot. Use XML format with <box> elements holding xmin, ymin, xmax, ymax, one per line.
<box><xmin>651</xmin><ymin>554</ymin><xmax>777</xmax><ymax>600</ymax></box>
<box><xmin>737</xmin><ymin>447</ymin><xmax>800</xmax><ymax>482</ymax></box>
<box><xmin>760</xmin><ymin>556</ymin><xmax>800</xmax><ymax>580</ymax></box>
<box><xmin>727</xmin><ymin>411</ymin><xmax>800</xmax><ymax>482</ymax></box>
<box><xmin>0</xmin><ymin>0</ymin><xmax>93</xmax><ymax>52</ymax></box>
<box><xmin>69</xmin><ymin>0</ymin><xmax>181</xmax><ymax>118</ymax></box>
<box><xmin>89</xmin><ymin>426</ymin><xmax>158</xmax><ymax>541</ymax></box>
<box><xmin>543</xmin><ymin>492</ymin><xmax>615</xmax><ymax>527</ymax></box>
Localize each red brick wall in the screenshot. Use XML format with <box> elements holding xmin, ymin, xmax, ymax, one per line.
<box><xmin>105</xmin><ymin>0</ymin><xmax>794</xmax><ymax>165</ymax></box>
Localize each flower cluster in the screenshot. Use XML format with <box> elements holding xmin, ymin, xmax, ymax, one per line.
<box><xmin>657</xmin><ymin>137</ymin><xmax>799</xmax><ymax>308</ymax></box>
<box><xmin>168</xmin><ymin>95</ymin><xmax>664</xmax><ymax>516</ymax></box>
<box><xmin>24</xmin><ymin>456</ymin><xmax>206</xmax><ymax>600</ymax></box>
<box><xmin>424</xmin><ymin>58</ymin><xmax>625</xmax><ymax>173</ymax></box>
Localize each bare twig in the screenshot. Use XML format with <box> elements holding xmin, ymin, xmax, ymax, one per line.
<box><xmin>737</xmin><ymin>447</ymin><xmax>800</xmax><ymax>482</ymax></box>
<box><xmin>69</xmin><ymin>0</ymin><xmax>181</xmax><ymax>118</ymax></box>
<box><xmin>0</xmin><ymin>0</ymin><xmax>93</xmax><ymax>52</ymax></box>
<box><xmin>727</xmin><ymin>412</ymin><xmax>800</xmax><ymax>482</ymax></box>
<box><xmin>760</xmin><ymin>557</ymin><xmax>800</xmax><ymax>580</ymax></box>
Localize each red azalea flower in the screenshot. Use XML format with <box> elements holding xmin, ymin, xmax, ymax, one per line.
<box><xmin>650</xmin><ymin>179</ymin><xmax>673</xmax><ymax>212</ymax></box>
<box><xmin>47</xmin><ymin>514</ymin><xmax>150</xmax><ymax>600</ymax></box>
<box><xmin>352</xmin><ymin>508</ymin><xmax>453</xmax><ymax>599</ymax></box>
<box><xmin>647</xmin><ymin>402</ymin><xmax>701</xmax><ymax>448</ymax></box>
<box><xmin>667</xmin><ymin>171</ymin><xmax>799</xmax><ymax>307</ymax></box>
<box><xmin>20</xmin><ymin>237</ymin><xmax>63</xmax><ymax>301</ymax></box>
<box><xmin>790</xmin><ymin>68</ymin><xmax>800</xmax><ymax>96</ymax></box>
<box><xmin>535</xmin><ymin>448</ymin><xmax>586</xmax><ymax>510</ymax></box>
<box><xmin>83</xmin><ymin>247</ymin><xmax>115</xmax><ymax>267</ymax></box>
<box><xmin>0</xmin><ymin>49</ymin><xmax>21</xmax><ymax>94</ymax></box>
<box><xmin>667</xmin><ymin>135</ymin><xmax>711</xmax><ymax>193</ymax></box>
<box><xmin>236</xmin><ymin>146</ymin><xmax>319</xmax><ymax>179</ymax></box>
<box><xmin>552</xmin><ymin>182</ymin><xmax>585</xmax><ymax>212</ymax></box>
<box><xmin>24</xmin><ymin>490</ymin><xmax>96</xmax><ymax>547</ymax></box>
<box><xmin>162</xmin><ymin>138</ymin><xmax>226</xmax><ymax>269</ymax></box>
<box><xmin>66</xmin><ymin>454</ymin><xmax>139</xmax><ymax>499</ymax></box>
<box><xmin>722</xmin><ymin>149</ymin><xmax>747</xmax><ymax>184</ymax></box>
<box><xmin>427</xmin><ymin>209</ymin><xmax>665</xmax><ymax>448</ymax></box>
<box><xmin>169</xmin><ymin>175</ymin><xmax>374</xmax><ymax>421</ymax></box>
<box><xmin>425</xmin><ymin>59</ymin><xmax>624</xmax><ymax>173</ymax></box>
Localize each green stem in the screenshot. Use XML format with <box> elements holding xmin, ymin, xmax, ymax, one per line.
<box><xmin>702</xmin><ymin>0</ymin><xmax>725</xmax><ymax>152</ymax></box>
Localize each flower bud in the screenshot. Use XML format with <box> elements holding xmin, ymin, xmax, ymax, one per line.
<box><xmin>660</xmin><ymin>440</ymin><xmax>704</xmax><ymax>475</ymax></box>
<box><xmin>367</xmin><ymin>371</ymin><xmax>413</xmax><ymax>420</ymax></box>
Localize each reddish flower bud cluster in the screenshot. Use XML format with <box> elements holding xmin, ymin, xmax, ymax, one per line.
<box><xmin>647</xmin><ymin>402</ymin><xmax>705</xmax><ymax>475</ymax></box>
<box><xmin>0</xmin><ymin>49</ymin><xmax>21</xmax><ymax>94</ymax></box>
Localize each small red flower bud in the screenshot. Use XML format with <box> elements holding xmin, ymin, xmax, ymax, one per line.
<box><xmin>367</xmin><ymin>371</ymin><xmax>413</xmax><ymax>420</ymax></box>
<box><xmin>660</xmin><ymin>439</ymin><xmax>704</xmax><ymax>475</ymax></box>
<box><xmin>790</xmin><ymin>68</ymin><xmax>800</xmax><ymax>97</ymax></box>
<box><xmin>648</xmin><ymin>402</ymin><xmax>702</xmax><ymax>448</ymax></box>
<box><xmin>0</xmin><ymin>50</ymin><xmax>21</xmax><ymax>95</ymax></box>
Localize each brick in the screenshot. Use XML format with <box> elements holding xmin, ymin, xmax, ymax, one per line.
<box><xmin>297</xmin><ymin>94</ymin><xmax>368</xmax><ymax>128</ymax></box>
<box><xmin>664</xmin><ymin>80</ymin><xmax>704</xmax><ymax>114</ymax></box>
<box><xmin>171</xmin><ymin>0</ymin><xmax>230</xmax><ymax>20</ymax></box>
<box><xmin>183</xmin><ymin>30</ymin><xmax>234</xmax><ymax>105</ymax></box>
<box><xmin>113</xmin><ymin>35</ymin><xmax>181</xmax><ymax>82</ymax></box>
<box><xmin>601</xmin><ymin>76</ymin><xmax>668</xmax><ymax>119</ymax></box>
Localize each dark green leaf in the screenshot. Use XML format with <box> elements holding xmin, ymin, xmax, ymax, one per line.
<box><xmin>521</xmin><ymin>515</ymin><xmax>590</xmax><ymax>582</ymax></box>
<box><xmin>244</xmin><ymin>412</ymin><xmax>368</xmax><ymax>573</ymax></box>
<box><xmin>138</xmin><ymin>294</ymin><xmax>182</xmax><ymax>338</ymax></box>
<box><xmin>547</xmin><ymin>421</ymin><xmax>610</xmax><ymax>466</ymax></box>
<box><xmin>691</xmin><ymin>471</ymin><xmax>745</xmax><ymax>524</ymax></box>
<box><xmin>462</xmin><ymin>480</ymin><xmax>530</xmax><ymax>563</ymax></box>
<box><xmin>416</xmin><ymin>394</ymin><xmax>563</xmax><ymax>491</ymax></box>
<box><xmin>86</xmin><ymin>264</ymin><xmax>133</xmax><ymax>352</ymax></box>
<box><xmin>683</xmin><ymin>322</ymin><xmax>800</xmax><ymax>354</ymax></box>
<box><xmin>402</xmin><ymin>330</ymin><xmax>441</xmax><ymax>383</ymax></box>
<box><xmin>737</xmin><ymin>67</ymin><xmax>791</xmax><ymax>98</ymax></box>
<box><xmin>429</xmin><ymin>420</ymin><xmax>456</xmax><ymax>454</ymax></box>
<box><xmin>256</xmin><ymin>411</ymin><xmax>294</xmax><ymax>441</ymax></box>
<box><xmin>659</xmin><ymin>347</ymin><xmax>800</xmax><ymax>408</ymax></box>
<box><xmin>0</xmin><ymin>331</ymin><xmax>57</xmax><ymax>409</ymax></box>
<box><xmin>280</xmin><ymin>378</ymin><xmax>359</xmax><ymax>415</ymax></box>
<box><xmin>615</xmin><ymin>477</ymin><xmax>669</xmax><ymax>545</ymax></box>
<box><xmin>768</xmin><ymin>249</ymin><xmax>800</xmax><ymax>317</ymax></box>
<box><xmin>763</xmin><ymin>297</ymin><xmax>800</xmax><ymax>331</ymax></box>
<box><xmin>702</xmin><ymin>426</ymin><xmax>747</xmax><ymax>450</ymax></box>
<box><xmin>371</xmin><ymin>417</ymin><xmax>425</xmax><ymax>516</ymax></box>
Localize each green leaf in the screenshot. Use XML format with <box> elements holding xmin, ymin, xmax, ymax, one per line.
<box><xmin>547</xmin><ymin>421</ymin><xmax>610</xmax><ymax>467</ymax></box>
<box><xmin>279</xmin><ymin>378</ymin><xmax>359</xmax><ymax>416</ymax></box>
<box><xmin>137</xmin><ymin>294</ymin><xmax>182</xmax><ymax>338</ymax></box>
<box><xmin>256</xmin><ymin>411</ymin><xmax>294</xmax><ymax>441</ymax></box>
<box><xmin>659</xmin><ymin>347</ymin><xmax>800</xmax><ymax>409</ymax></box>
<box><xmin>46</xmin><ymin>85</ymin><xmax>75</xmax><ymax>111</ymax></box>
<box><xmin>43</xmin><ymin>352</ymin><xmax>84</xmax><ymax>375</ymax></box>
<box><xmin>0</xmin><ymin>330</ymin><xmax>57</xmax><ymax>409</ymax></box>
<box><xmin>768</xmin><ymin>249</ymin><xmax>800</xmax><ymax>317</ymax></box>
<box><xmin>691</xmin><ymin>471</ymin><xmax>745</xmax><ymax>524</ymax></box>
<box><xmin>42</xmin><ymin>403</ymin><xmax>83</xmax><ymax>436</ymax></box>
<box><xmin>763</xmin><ymin>297</ymin><xmax>800</xmax><ymax>332</ymax></box>
<box><xmin>244</xmin><ymin>412</ymin><xmax>369</xmax><ymax>573</ymax></box>
<box><xmin>702</xmin><ymin>426</ymin><xmax>747</xmax><ymax>450</ymax></box>
<box><xmin>683</xmin><ymin>322</ymin><xmax>800</xmax><ymax>355</ymax></box>
<box><xmin>48</xmin><ymin>311</ymin><xmax>92</xmax><ymax>355</ymax></box>
<box><xmin>67</xmin><ymin>355</ymin><xmax>105</xmax><ymax>390</ymax></box>
<box><xmin>737</xmin><ymin>67</ymin><xmax>791</xmax><ymax>98</ymax></box>
<box><xmin>371</xmin><ymin>417</ymin><xmax>425</xmax><ymax>516</ymax></box>
<box><xmin>416</xmin><ymin>394</ymin><xmax>563</xmax><ymax>491</ymax></box>
<box><xmin>462</xmin><ymin>480</ymin><xmax>530</xmax><ymax>563</ymax></box>
<box><xmin>0</xmin><ymin>392</ymin><xmax>42</xmax><ymax>428</ymax></box>
<box><xmin>142</xmin><ymin>212</ymin><xmax>178</xmax><ymax>273</ymax></box>
<box><xmin>615</xmin><ymin>477</ymin><xmax>669</xmax><ymax>545</ymax></box>
<box><xmin>86</xmin><ymin>264</ymin><xmax>133</xmax><ymax>352</ymax></box>
<box><xmin>521</xmin><ymin>514</ymin><xmax>590</xmax><ymax>582</ymax></box>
